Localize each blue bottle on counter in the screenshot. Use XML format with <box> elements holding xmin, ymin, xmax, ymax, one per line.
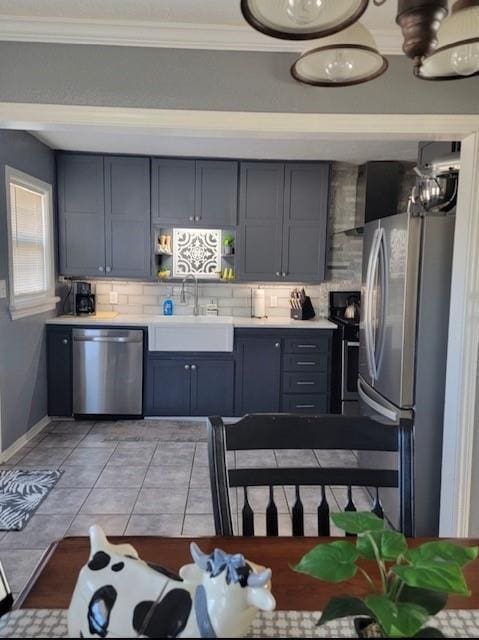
<box><xmin>163</xmin><ymin>299</ymin><xmax>174</xmax><ymax>316</ymax></box>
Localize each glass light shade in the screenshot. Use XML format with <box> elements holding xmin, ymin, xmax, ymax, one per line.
<box><xmin>291</xmin><ymin>22</ymin><xmax>388</xmax><ymax>86</ymax></box>
<box><xmin>240</xmin><ymin>0</ymin><xmax>369</xmax><ymax>40</ymax></box>
<box><xmin>419</xmin><ymin>2</ymin><xmax>479</xmax><ymax>79</ymax></box>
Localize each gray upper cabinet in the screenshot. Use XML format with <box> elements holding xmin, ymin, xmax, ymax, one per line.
<box><xmin>195</xmin><ymin>160</ymin><xmax>238</xmax><ymax>227</ymax></box>
<box><xmin>104</xmin><ymin>156</ymin><xmax>151</xmax><ymax>278</ymax></box>
<box><xmin>58</xmin><ymin>153</ymin><xmax>151</xmax><ymax>278</ymax></box>
<box><xmin>58</xmin><ymin>154</ymin><xmax>105</xmax><ymax>277</ymax></box>
<box><xmin>151</xmin><ymin>158</ymin><xmax>238</xmax><ymax>227</ymax></box>
<box><xmin>237</xmin><ymin>162</ymin><xmax>284</xmax><ymax>281</ymax></box>
<box><xmin>282</xmin><ymin>162</ymin><xmax>330</xmax><ymax>282</ymax></box>
<box><xmin>151</xmin><ymin>159</ymin><xmax>196</xmax><ymax>225</ymax></box>
<box><xmin>237</xmin><ymin>161</ymin><xmax>330</xmax><ymax>282</ymax></box>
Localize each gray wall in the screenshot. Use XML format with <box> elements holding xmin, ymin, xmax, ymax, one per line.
<box><xmin>0</xmin><ymin>42</ymin><xmax>478</xmax><ymax>113</ymax></box>
<box><xmin>0</xmin><ymin>130</ymin><xmax>56</xmax><ymax>451</ymax></box>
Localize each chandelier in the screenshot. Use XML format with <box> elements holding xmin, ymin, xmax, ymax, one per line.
<box><xmin>240</xmin><ymin>0</ymin><xmax>479</xmax><ymax>85</ymax></box>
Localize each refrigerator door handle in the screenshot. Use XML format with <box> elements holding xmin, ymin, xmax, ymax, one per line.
<box><xmin>358</xmin><ymin>377</ymin><xmax>399</xmax><ymax>422</ymax></box>
<box><xmin>365</xmin><ymin>228</ymin><xmax>383</xmax><ymax>381</ymax></box>
<box><xmin>374</xmin><ymin>231</ymin><xmax>388</xmax><ymax>376</ymax></box>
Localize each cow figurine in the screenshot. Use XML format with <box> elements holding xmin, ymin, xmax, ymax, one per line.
<box><xmin>68</xmin><ymin>525</ymin><xmax>276</xmax><ymax>638</ymax></box>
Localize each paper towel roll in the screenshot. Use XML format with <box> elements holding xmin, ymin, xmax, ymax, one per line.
<box><xmin>253</xmin><ymin>288</ymin><xmax>266</xmax><ymax>318</ymax></box>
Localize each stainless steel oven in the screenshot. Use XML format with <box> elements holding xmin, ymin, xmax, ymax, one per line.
<box><xmin>329</xmin><ymin>291</ymin><xmax>360</xmax><ymax>416</ymax></box>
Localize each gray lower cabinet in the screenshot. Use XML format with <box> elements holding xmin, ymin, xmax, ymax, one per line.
<box><xmin>235</xmin><ymin>329</ymin><xmax>332</xmax><ymax>416</ymax></box>
<box><xmin>58</xmin><ymin>154</ymin><xmax>105</xmax><ymax>277</ymax></box>
<box><xmin>47</xmin><ymin>327</ymin><xmax>73</xmax><ymax>417</ymax></box>
<box><xmin>57</xmin><ymin>153</ymin><xmax>151</xmax><ymax>278</ymax></box>
<box><xmin>151</xmin><ymin>158</ymin><xmax>238</xmax><ymax>227</ymax></box>
<box><xmin>146</xmin><ymin>354</ymin><xmax>234</xmax><ymax>416</ymax></box>
<box><xmin>235</xmin><ymin>332</ymin><xmax>282</xmax><ymax>414</ymax></box>
<box><xmin>237</xmin><ymin>162</ymin><xmax>330</xmax><ymax>282</ymax></box>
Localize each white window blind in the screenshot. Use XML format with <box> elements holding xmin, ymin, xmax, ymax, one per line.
<box><xmin>10</xmin><ymin>183</ymin><xmax>49</xmax><ymax>296</ymax></box>
<box><xmin>5</xmin><ymin>167</ymin><xmax>58</xmax><ymax>320</ymax></box>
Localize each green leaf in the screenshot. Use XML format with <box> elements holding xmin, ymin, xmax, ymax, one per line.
<box><xmin>407</xmin><ymin>542</ymin><xmax>478</xmax><ymax>568</ymax></box>
<box><xmin>317</xmin><ymin>596</ymin><xmax>372</xmax><ymax>626</ymax></box>
<box><xmin>331</xmin><ymin>511</ymin><xmax>385</xmax><ymax>535</ymax></box>
<box><xmin>414</xmin><ymin>627</ymin><xmax>445</xmax><ymax>638</ymax></box>
<box><xmin>398</xmin><ymin>585</ymin><xmax>448</xmax><ymax>615</ymax></box>
<box><xmin>357</xmin><ymin>530</ymin><xmax>407</xmax><ymax>561</ymax></box>
<box><xmin>293</xmin><ymin>541</ymin><xmax>359</xmax><ymax>583</ymax></box>
<box><xmin>393</xmin><ymin>562</ymin><xmax>470</xmax><ymax>596</ymax></box>
<box><xmin>365</xmin><ymin>594</ymin><xmax>430</xmax><ymax>638</ymax></box>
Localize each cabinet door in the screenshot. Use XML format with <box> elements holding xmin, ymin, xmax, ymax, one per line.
<box><xmin>57</xmin><ymin>154</ymin><xmax>105</xmax><ymax>276</ymax></box>
<box><xmin>151</xmin><ymin>159</ymin><xmax>196</xmax><ymax>225</ymax></box>
<box><xmin>105</xmin><ymin>156</ymin><xmax>151</xmax><ymax>278</ymax></box>
<box><xmin>191</xmin><ymin>359</ymin><xmax>234</xmax><ymax>417</ymax></box>
<box><xmin>47</xmin><ymin>328</ymin><xmax>73</xmax><ymax>417</ymax></box>
<box><xmin>195</xmin><ymin>161</ymin><xmax>238</xmax><ymax>227</ymax></box>
<box><xmin>235</xmin><ymin>336</ymin><xmax>281</xmax><ymax>415</ymax></box>
<box><xmin>282</xmin><ymin>163</ymin><xmax>330</xmax><ymax>282</ymax></box>
<box><xmin>145</xmin><ymin>358</ymin><xmax>191</xmax><ymax>416</ymax></box>
<box><xmin>237</xmin><ymin>162</ymin><xmax>284</xmax><ymax>281</ymax></box>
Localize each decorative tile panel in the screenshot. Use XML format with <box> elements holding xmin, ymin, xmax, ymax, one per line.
<box><xmin>173</xmin><ymin>228</ymin><xmax>222</xmax><ymax>279</ymax></box>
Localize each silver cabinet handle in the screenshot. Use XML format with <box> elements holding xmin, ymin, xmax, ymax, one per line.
<box><xmin>105</xmin><ymin>266</ymin><xmax>111</xmax><ymax>273</ymax></box>
<box><xmin>62</xmin><ymin>338</ymin><xmax>69</xmax><ymax>345</ymax></box>
<box><xmin>282</xmin><ymin>272</ymin><xmax>287</xmax><ymax>277</ymax></box>
<box><xmin>297</xmin><ymin>361</ymin><xmax>316</xmax><ymax>366</ymax></box>
<box><xmin>296</xmin><ymin>404</ymin><xmax>315</xmax><ymax>409</ymax></box>
<box><xmin>189</xmin><ymin>216</ymin><xmax>194</xmax><ymax>221</ymax></box>
<box><xmin>275</xmin><ymin>272</ymin><xmax>281</xmax><ymax>277</ymax></box>
<box><xmin>298</xmin><ymin>344</ymin><xmax>316</xmax><ymax>349</ymax></box>
<box><xmin>184</xmin><ymin>364</ymin><xmax>190</xmax><ymax>370</ymax></box>
<box><xmin>191</xmin><ymin>364</ymin><xmax>197</xmax><ymax>370</ymax></box>
<box><xmin>194</xmin><ymin>216</ymin><xmax>200</xmax><ymax>222</ymax></box>
<box><xmin>98</xmin><ymin>266</ymin><xmax>104</xmax><ymax>272</ymax></box>
<box><xmin>275</xmin><ymin>342</ymin><xmax>280</xmax><ymax>348</ymax></box>
<box><xmin>297</xmin><ymin>381</ymin><xmax>315</xmax><ymax>385</ymax></box>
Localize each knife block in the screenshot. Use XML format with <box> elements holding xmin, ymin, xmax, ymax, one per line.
<box><xmin>290</xmin><ymin>296</ymin><xmax>315</xmax><ymax>321</ymax></box>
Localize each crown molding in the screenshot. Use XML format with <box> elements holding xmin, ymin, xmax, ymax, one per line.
<box><xmin>0</xmin><ymin>15</ymin><xmax>404</xmax><ymax>55</ymax></box>
<box><xmin>1</xmin><ymin>103</ymin><xmax>478</xmax><ymax>140</ymax></box>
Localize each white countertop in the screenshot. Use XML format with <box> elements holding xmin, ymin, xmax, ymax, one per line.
<box><xmin>46</xmin><ymin>314</ymin><xmax>337</xmax><ymax>330</ymax></box>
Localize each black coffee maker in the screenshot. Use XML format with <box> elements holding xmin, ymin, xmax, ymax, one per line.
<box><xmin>73</xmin><ymin>281</ymin><xmax>96</xmax><ymax>316</ymax></box>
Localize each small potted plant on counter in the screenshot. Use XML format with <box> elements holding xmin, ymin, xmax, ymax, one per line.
<box><xmin>223</xmin><ymin>234</ymin><xmax>235</xmax><ymax>255</ymax></box>
<box><xmin>157</xmin><ymin>266</ymin><xmax>171</xmax><ymax>280</ymax></box>
<box><xmin>293</xmin><ymin>512</ymin><xmax>478</xmax><ymax>638</ymax></box>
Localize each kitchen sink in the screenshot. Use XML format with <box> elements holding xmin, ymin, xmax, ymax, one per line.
<box><xmin>148</xmin><ymin>316</ymin><xmax>234</xmax><ymax>352</ymax></box>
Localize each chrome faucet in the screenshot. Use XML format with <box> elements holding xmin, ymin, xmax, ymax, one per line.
<box><xmin>180</xmin><ymin>275</ymin><xmax>200</xmax><ymax>316</ymax></box>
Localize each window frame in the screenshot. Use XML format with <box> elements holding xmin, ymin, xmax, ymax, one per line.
<box><xmin>5</xmin><ymin>166</ymin><xmax>59</xmax><ymax>320</ymax></box>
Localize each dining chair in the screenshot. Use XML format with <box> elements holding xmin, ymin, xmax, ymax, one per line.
<box><xmin>207</xmin><ymin>414</ymin><xmax>414</xmax><ymax>538</ymax></box>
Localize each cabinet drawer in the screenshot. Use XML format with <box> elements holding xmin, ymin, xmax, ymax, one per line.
<box><xmin>282</xmin><ymin>353</ymin><xmax>327</xmax><ymax>373</ymax></box>
<box><xmin>282</xmin><ymin>372</ymin><xmax>328</xmax><ymax>394</ymax></box>
<box><xmin>284</xmin><ymin>337</ymin><xmax>330</xmax><ymax>354</ymax></box>
<box><xmin>282</xmin><ymin>394</ymin><xmax>329</xmax><ymax>414</ymax></box>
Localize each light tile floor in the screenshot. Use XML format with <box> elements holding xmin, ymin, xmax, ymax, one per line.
<box><xmin>0</xmin><ymin>418</ymin><xmax>370</xmax><ymax>601</ymax></box>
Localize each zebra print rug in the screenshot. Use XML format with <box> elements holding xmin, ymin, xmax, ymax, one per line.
<box><xmin>0</xmin><ymin>469</ymin><xmax>62</xmax><ymax>531</ymax></box>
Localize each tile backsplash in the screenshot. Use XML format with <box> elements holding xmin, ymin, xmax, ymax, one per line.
<box><xmin>93</xmin><ymin>280</ymin><xmax>360</xmax><ymax>318</ymax></box>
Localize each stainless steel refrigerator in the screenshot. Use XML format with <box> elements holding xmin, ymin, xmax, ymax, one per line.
<box><xmin>358</xmin><ymin>207</ymin><xmax>455</xmax><ymax>536</ymax></box>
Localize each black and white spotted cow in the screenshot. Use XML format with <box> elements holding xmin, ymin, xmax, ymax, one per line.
<box><xmin>68</xmin><ymin>525</ymin><xmax>275</xmax><ymax>638</ymax></box>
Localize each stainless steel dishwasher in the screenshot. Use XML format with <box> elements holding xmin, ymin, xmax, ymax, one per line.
<box><xmin>72</xmin><ymin>328</ymin><xmax>144</xmax><ymax>416</ymax></box>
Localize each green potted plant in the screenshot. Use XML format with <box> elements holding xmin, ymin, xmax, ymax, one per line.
<box><xmin>293</xmin><ymin>512</ymin><xmax>478</xmax><ymax>638</ymax></box>
<box><xmin>223</xmin><ymin>234</ymin><xmax>235</xmax><ymax>255</ymax></box>
<box><xmin>157</xmin><ymin>265</ymin><xmax>171</xmax><ymax>280</ymax></box>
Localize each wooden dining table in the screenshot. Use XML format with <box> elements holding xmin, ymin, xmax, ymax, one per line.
<box><xmin>15</xmin><ymin>535</ymin><xmax>479</xmax><ymax>611</ymax></box>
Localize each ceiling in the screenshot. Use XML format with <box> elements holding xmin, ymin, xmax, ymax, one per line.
<box><xmin>0</xmin><ymin>1</ymin><xmax>399</xmax><ymax>26</ymax></box>
<box><xmin>0</xmin><ymin>0</ymin><xmax>437</xmax><ymax>54</ymax></box>
<box><xmin>32</xmin><ymin>128</ymin><xmax>419</xmax><ymax>163</ymax></box>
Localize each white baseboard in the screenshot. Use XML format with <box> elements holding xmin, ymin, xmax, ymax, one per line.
<box><xmin>0</xmin><ymin>415</ymin><xmax>51</xmax><ymax>464</ymax></box>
